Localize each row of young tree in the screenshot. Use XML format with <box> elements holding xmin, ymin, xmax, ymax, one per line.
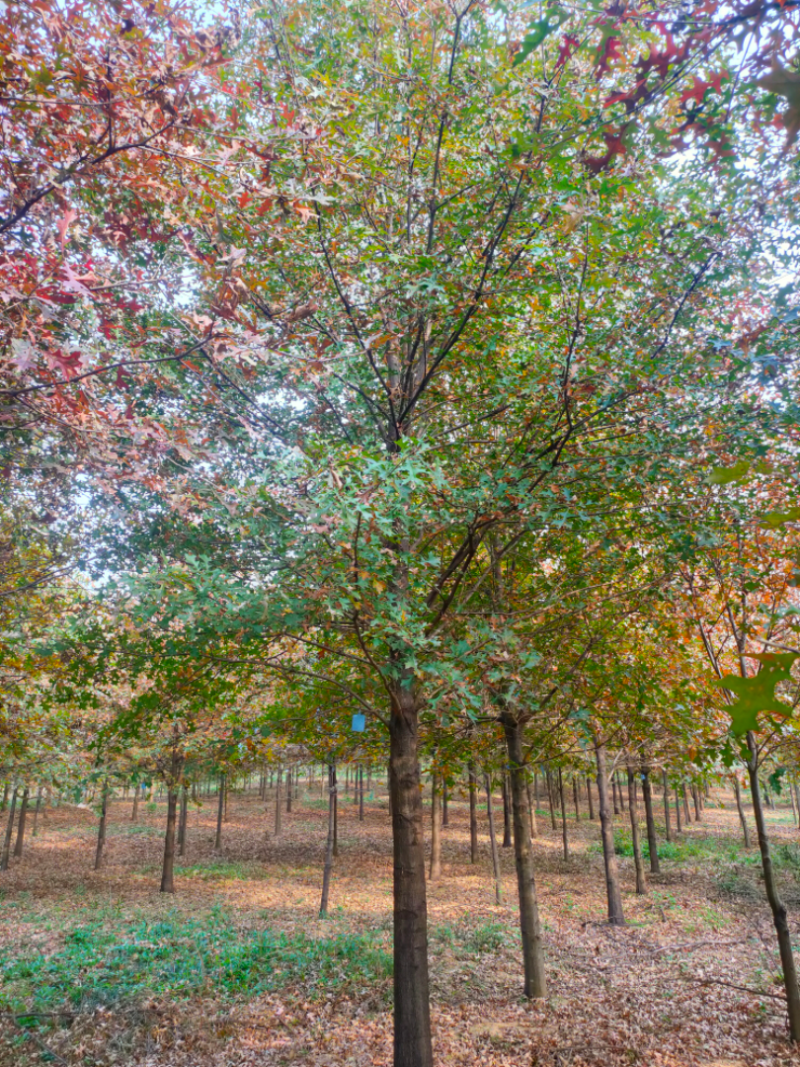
<box><xmin>3</xmin><ymin>0</ymin><xmax>800</xmax><ymax>1064</ymax></box>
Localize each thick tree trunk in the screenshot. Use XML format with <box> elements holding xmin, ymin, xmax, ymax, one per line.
<box><xmin>682</xmin><ymin>782</ymin><xmax>692</xmax><ymax>824</ymax></box>
<box><xmin>612</xmin><ymin>773</ymin><xmax>620</xmax><ymax>816</ymax></box>
<box><xmin>627</xmin><ymin>768</ymin><xmax>647</xmax><ymax>894</ymax></box>
<box><xmin>662</xmin><ymin>771</ymin><xmax>672</xmax><ymax>842</ymax></box>
<box><xmin>502</xmin><ymin>715</ymin><xmax>547</xmax><ymax>998</ymax></box>
<box><xmin>389</xmin><ymin>678</ymin><xmax>432</xmax><ymax>1067</ymax></box>
<box><xmin>319</xmin><ymin>764</ymin><xmax>336</xmax><ymax>917</ymax></box>
<box><xmin>32</xmin><ymin>788</ymin><xmax>42</xmax><ymax>838</ymax></box>
<box><xmin>429</xmin><ymin>773</ymin><xmax>442</xmax><ymax>881</ymax></box>
<box><xmin>467</xmin><ymin>761</ymin><xmax>478</xmax><ymax>863</ymax></box>
<box><xmin>132</xmin><ymin>784</ymin><xmax>139</xmax><ymax>822</ymax></box>
<box><xmin>93</xmin><ymin>783</ymin><xmax>107</xmax><ymax>870</ymax></box>
<box><xmin>586</xmin><ymin>775</ymin><xmax>595</xmax><ymax>820</ymax></box>
<box><xmin>215</xmin><ymin>774</ymin><xmax>225</xmax><ymax>850</ymax></box>
<box><xmin>502</xmin><ymin>773</ymin><xmax>512</xmax><ymax>847</ymax></box>
<box><xmin>595</xmin><ymin>745</ymin><xmax>624</xmax><ymax>925</ymax></box>
<box><xmin>160</xmin><ymin>788</ymin><xmax>178</xmax><ymax>893</ymax></box>
<box><xmin>733</xmin><ymin>775</ymin><xmax>750</xmax><ymax>849</ymax></box>
<box><xmin>617</xmin><ymin>772</ymin><xmax>626</xmax><ymax>813</ymax></box>
<box><xmin>527</xmin><ymin>782</ymin><xmax>538</xmax><ymax>837</ymax></box>
<box><xmin>558</xmin><ymin>769</ymin><xmax>569</xmax><ymax>860</ymax></box>
<box><xmin>746</xmin><ymin>734</ymin><xmax>800</xmax><ymax>1041</ymax></box>
<box><xmin>692</xmin><ymin>783</ymin><xmax>701</xmax><ymax>821</ymax></box>
<box><xmin>13</xmin><ymin>787</ymin><xmax>29</xmax><ymax>860</ymax></box>
<box><xmin>641</xmin><ymin>769</ymin><xmax>659</xmax><ymax>874</ymax></box>
<box><xmin>573</xmin><ymin>775</ymin><xmax>580</xmax><ymax>821</ymax></box>
<box><xmin>178</xmin><ymin>785</ymin><xmax>188</xmax><ymax>857</ymax></box>
<box><xmin>0</xmin><ymin>788</ymin><xmax>18</xmax><ymax>870</ymax></box>
<box><xmin>485</xmin><ymin>773</ymin><xmax>502</xmax><ymax>904</ymax></box>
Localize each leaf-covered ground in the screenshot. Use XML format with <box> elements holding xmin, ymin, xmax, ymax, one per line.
<box><xmin>1</xmin><ymin>783</ymin><xmax>800</xmax><ymax>1067</ymax></box>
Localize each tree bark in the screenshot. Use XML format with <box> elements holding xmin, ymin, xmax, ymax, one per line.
<box><xmin>215</xmin><ymin>774</ymin><xmax>225</xmax><ymax>850</ymax></box>
<box><xmin>287</xmin><ymin>767</ymin><xmax>293</xmax><ymax>813</ymax></box>
<box><xmin>611</xmin><ymin>772</ymin><xmax>620</xmax><ymax>816</ymax></box>
<box><xmin>178</xmin><ymin>785</ymin><xmax>188</xmax><ymax>857</ymax></box>
<box><xmin>429</xmin><ymin>772</ymin><xmax>442</xmax><ymax>881</ymax></box>
<box><xmin>502</xmin><ymin>715</ymin><xmax>547</xmax><ymax>998</ymax></box>
<box><xmin>733</xmin><ymin>775</ymin><xmax>750</xmax><ymax>849</ymax></box>
<box><xmin>389</xmin><ymin>677</ymin><xmax>432</xmax><ymax>1067</ymax></box>
<box><xmin>13</xmin><ymin>787</ymin><xmax>29</xmax><ymax>860</ymax></box>
<box><xmin>558</xmin><ymin>769</ymin><xmax>569</xmax><ymax>860</ymax></box>
<box><xmin>442</xmin><ymin>780</ymin><xmax>448</xmax><ymax>827</ymax></box>
<box><xmin>132</xmin><ymin>783</ymin><xmax>139</xmax><ymax>822</ymax></box>
<box><xmin>160</xmin><ymin>788</ymin><xmax>178</xmax><ymax>893</ymax></box>
<box><xmin>485</xmin><ymin>773</ymin><xmax>502</xmax><ymax>904</ymax></box>
<box><xmin>0</xmin><ymin>783</ymin><xmax>7</xmax><ymax>813</ymax></box>
<box><xmin>546</xmin><ymin>768</ymin><xmax>557</xmax><ymax>830</ymax></box>
<box><xmin>502</xmin><ymin>772</ymin><xmax>512</xmax><ymax>847</ymax></box>
<box><xmin>333</xmin><ymin>763</ymin><xmax>339</xmax><ymax>857</ymax></box>
<box><xmin>319</xmin><ymin>764</ymin><xmax>336</xmax><ymax>917</ymax></box>
<box><xmin>662</xmin><ymin>771</ymin><xmax>672</xmax><ymax>842</ymax></box>
<box><xmin>527</xmin><ymin>781</ymin><xmax>538</xmax><ymax>837</ymax></box>
<box><xmin>32</xmin><ymin>788</ymin><xmax>42</xmax><ymax>838</ymax></box>
<box><xmin>467</xmin><ymin>761</ymin><xmax>478</xmax><ymax>863</ymax></box>
<box><xmin>746</xmin><ymin>734</ymin><xmax>800</xmax><ymax>1041</ymax></box>
<box><xmin>572</xmin><ymin>775</ymin><xmax>580</xmax><ymax>821</ymax></box>
<box><xmin>275</xmin><ymin>767</ymin><xmax>283</xmax><ymax>836</ymax></box>
<box><xmin>641</xmin><ymin>769</ymin><xmax>659</xmax><ymax>873</ymax></box>
<box><xmin>682</xmin><ymin>782</ymin><xmax>692</xmax><ymax>824</ymax></box>
<box><xmin>93</xmin><ymin>783</ymin><xmax>107</xmax><ymax>870</ymax></box>
<box><xmin>595</xmin><ymin>745</ymin><xmax>624</xmax><ymax>925</ymax></box>
<box><xmin>0</xmin><ymin>788</ymin><xmax>18</xmax><ymax>870</ymax></box>
<box><xmin>627</xmin><ymin>768</ymin><xmax>647</xmax><ymax>894</ymax></box>
<box><xmin>692</xmin><ymin>783</ymin><xmax>701</xmax><ymax>821</ymax></box>
<box><xmin>359</xmin><ymin>765</ymin><xmax>365</xmax><ymax>821</ymax></box>
<box><xmin>675</xmin><ymin>780</ymin><xmax>683</xmax><ymax>832</ymax></box>
<box><xmin>586</xmin><ymin>775</ymin><xmax>595</xmax><ymax>820</ymax></box>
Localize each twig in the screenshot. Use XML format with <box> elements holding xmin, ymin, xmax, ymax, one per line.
<box><xmin>680</xmin><ymin>975</ymin><xmax>786</xmax><ymax>1001</ymax></box>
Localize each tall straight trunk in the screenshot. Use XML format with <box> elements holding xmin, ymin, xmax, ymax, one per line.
<box><xmin>692</xmin><ymin>783</ymin><xmax>701</xmax><ymax>821</ymax></box>
<box><xmin>359</xmin><ymin>765</ymin><xmax>365</xmax><ymax>821</ymax></box>
<box><xmin>442</xmin><ymin>780</ymin><xmax>448</xmax><ymax>827</ymax></box>
<box><xmin>287</xmin><ymin>767</ymin><xmax>293</xmax><ymax>812</ymax></box>
<box><xmin>527</xmin><ymin>782</ymin><xmax>538</xmax><ymax>837</ymax></box>
<box><xmin>764</xmin><ymin>781</ymin><xmax>775</xmax><ymax>810</ymax></box>
<box><xmin>641</xmin><ymin>769</ymin><xmax>659</xmax><ymax>874</ymax></box>
<box><xmin>224</xmin><ymin>777</ymin><xmax>228</xmax><ymax>821</ymax></box>
<box><xmin>794</xmin><ymin>783</ymin><xmax>800</xmax><ymax>829</ymax></box>
<box><xmin>178</xmin><ymin>785</ymin><xmax>188</xmax><ymax>857</ymax></box>
<box><xmin>502</xmin><ymin>716</ymin><xmax>546</xmax><ymax>997</ymax></box>
<box><xmin>215</xmin><ymin>774</ymin><xmax>225</xmax><ymax>850</ymax></box>
<box><xmin>94</xmin><ymin>783</ymin><xmax>107</xmax><ymax>870</ymax></box>
<box><xmin>0</xmin><ymin>788</ymin><xmax>17</xmax><ymax>870</ymax></box>
<box><xmin>484</xmin><ymin>773</ymin><xmax>502</xmax><ymax>904</ymax></box>
<box><xmin>160</xmin><ymin>788</ymin><xmax>178</xmax><ymax>893</ymax></box>
<box><xmin>733</xmin><ymin>775</ymin><xmax>750</xmax><ymax>848</ymax></box>
<box><xmin>354</xmin><ymin>764</ymin><xmax>360</xmax><ymax>805</ymax></box>
<box><xmin>386</xmin><ymin>761</ymin><xmax>392</xmax><ymax>817</ymax></box>
<box><xmin>429</xmin><ymin>773</ymin><xmax>442</xmax><ymax>881</ymax></box>
<box><xmin>275</xmin><ymin>767</ymin><xmax>283</xmax><ymax>836</ymax></box>
<box><xmin>388</xmin><ymin>675</ymin><xmax>432</xmax><ymax>1067</ymax></box>
<box><xmin>0</xmin><ymin>783</ymin><xmax>7</xmax><ymax>813</ymax></box>
<box><xmin>790</xmin><ymin>781</ymin><xmax>797</xmax><ymax>826</ymax></box>
<box><xmin>662</xmin><ymin>771</ymin><xmax>672</xmax><ymax>842</ymax></box>
<box><xmin>467</xmin><ymin>761</ymin><xmax>479</xmax><ymax>863</ymax></box>
<box><xmin>618</xmin><ymin>772</ymin><xmax>626</xmax><ymax>813</ymax></box>
<box><xmin>746</xmin><ymin>734</ymin><xmax>800</xmax><ymax>1041</ymax></box>
<box><xmin>32</xmin><ymin>788</ymin><xmax>42</xmax><ymax>838</ymax></box>
<box><xmin>319</xmin><ymin>764</ymin><xmax>336</xmax><ymax>917</ymax></box>
<box><xmin>546</xmin><ymin>769</ymin><xmax>557</xmax><ymax>830</ymax></box>
<box><xmin>558</xmin><ymin>769</ymin><xmax>569</xmax><ymax>859</ymax></box>
<box><xmin>682</xmin><ymin>782</ymin><xmax>692</xmax><ymax>823</ymax></box>
<box><xmin>627</xmin><ymin>768</ymin><xmax>647</xmax><ymax>894</ymax></box>
<box><xmin>534</xmin><ymin>770</ymin><xmax>540</xmax><ymax>812</ymax></box>
<box><xmin>675</xmin><ymin>781</ymin><xmax>683</xmax><ymax>832</ymax></box>
<box><xmin>501</xmin><ymin>773</ymin><xmax>512</xmax><ymax>847</ymax></box>
<box><xmin>586</xmin><ymin>775</ymin><xmax>595</xmax><ymax>820</ymax></box>
<box><xmin>13</xmin><ymin>787</ymin><xmax>29</xmax><ymax>859</ymax></box>
<box><xmin>595</xmin><ymin>745</ymin><xmax>624</xmax><ymax>925</ymax></box>
<box><xmin>611</xmin><ymin>773</ymin><xmax>620</xmax><ymax>815</ymax></box>
<box><xmin>572</xmin><ymin>775</ymin><xmax>580</xmax><ymax>821</ymax></box>
<box><xmin>333</xmin><ymin>763</ymin><xmax>339</xmax><ymax>857</ymax></box>
<box><xmin>132</xmin><ymin>784</ymin><xmax>139</xmax><ymax>822</ymax></box>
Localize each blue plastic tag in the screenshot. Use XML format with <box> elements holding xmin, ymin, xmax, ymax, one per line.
<box><xmin>352</xmin><ymin>713</ymin><xmax>366</xmax><ymax>732</ymax></box>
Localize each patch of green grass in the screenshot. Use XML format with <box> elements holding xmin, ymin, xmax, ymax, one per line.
<box><xmin>0</xmin><ymin>907</ymin><xmax>392</xmax><ymax>1021</ymax></box>
<box><xmin>176</xmin><ymin>859</ymin><xmax>267</xmax><ymax>881</ymax></box>
<box><xmin>429</xmin><ymin>919</ymin><xmax>511</xmax><ymax>956</ymax></box>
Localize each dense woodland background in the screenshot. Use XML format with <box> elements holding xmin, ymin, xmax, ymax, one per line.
<box><xmin>2</xmin><ymin>0</ymin><xmax>800</xmax><ymax>1064</ymax></box>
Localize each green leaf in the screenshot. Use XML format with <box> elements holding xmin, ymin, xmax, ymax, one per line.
<box><xmin>714</xmin><ymin>652</ymin><xmax>798</xmax><ymax>736</ymax></box>
<box><xmin>706</xmin><ymin>460</ymin><xmax>750</xmax><ymax>485</ymax></box>
<box><xmin>513</xmin><ymin>11</ymin><xmax>568</xmax><ymax>66</ymax></box>
<box><xmin>761</xmin><ymin>507</ymin><xmax>800</xmax><ymax>529</ymax></box>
